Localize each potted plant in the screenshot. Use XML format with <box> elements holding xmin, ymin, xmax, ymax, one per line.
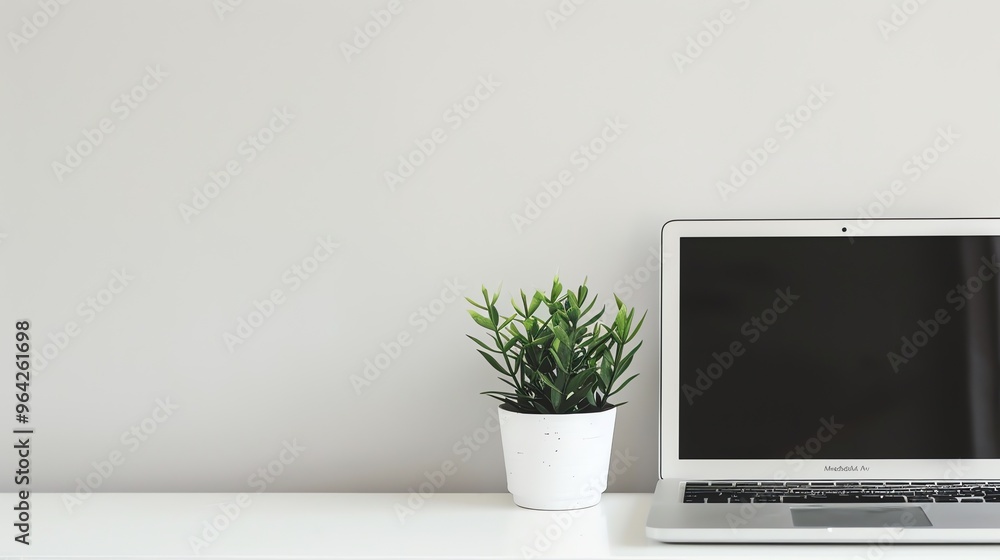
<box><xmin>467</xmin><ymin>276</ymin><xmax>645</xmax><ymax>510</ymax></box>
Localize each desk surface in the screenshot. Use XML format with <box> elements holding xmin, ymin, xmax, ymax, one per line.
<box><xmin>2</xmin><ymin>492</ymin><xmax>1000</xmax><ymax>559</ymax></box>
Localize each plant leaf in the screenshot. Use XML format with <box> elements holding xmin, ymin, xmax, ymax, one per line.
<box><xmin>607</xmin><ymin>373</ymin><xmax>639</xmax><ymax>397</ymax></box>
<box><xmin>549</xmin><ymin>348</ymin><xmax>567</xmax><ymax>373</ymax></box>
<box><xmin>466</xmin><ymin>297</ymin><xmax>488</xmax><ymax>311</ymax></box>
<box><xmin>550</xmin><ymin>277</ymin><xmax>563</xmax><ymax>300</ymax></box>
<box><xmin>578</xmin><ymin>306</ymin><xmax>605</xmax><ymax>330</ymax></box>
<box><xmin>511</xmin><ymin>297</ymin><xmax>526</xmax><ymax>317</ymax></box>
<box><xmin>468</xmin><ymin>310</ymin><xmax>495</xmax><ymax>330</ymax></box>
<box><xmin>536</xmin><ymin>373</ymin><xmax>562</xmax><ymax>395</ymax></box>
<box><xmin>625</xmin><ymin>311</ymin><xmax>647</xmax><ymax>343</ymax></box>
<box><xmin>494</xmin><ymin>376</ymin><xmax>519</xmax><ymax>391</ymax></box>
<box><xmin>467</xmin><ymin>335</ymin><xmax>501</xmax><ymax>353</ymax></box>
<box><xmin>502</xmin><ymin>335</ymin><xmax>519</xmax><ymax>353</ymax></box>
<box><xmin>527</xmin><ymin>291</ymin><xmax>543</xmax><ymax>316</ymax></box>
<box><xmin>566</xmin><ymin>290</ymin><xmax>579</xmax><ymax>311</ymax></box>
<box><xmin>478</xmin><ymin>350</ymin><xmax>509</xmax><ymax>376</ymax></box>
<box><xmin>552</xmin><ymin>325</ymin><xmax>571</xmax><ymax>348</ymax></box>
<box><xmin>599</xmin><ymin>351</ymin><xmax>613</xmax><ymax>389</ymax></box>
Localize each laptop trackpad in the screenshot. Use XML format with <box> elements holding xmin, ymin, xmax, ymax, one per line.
<box><xmin>791</xmin><ymin>506</ymin><xmax>932</xmax><ymax>528</ymax></box>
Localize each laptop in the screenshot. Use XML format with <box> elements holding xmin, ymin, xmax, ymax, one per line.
<box><xmin>646</xmin><ymin>218</ymin><xmax>1000</xmax><ymax>543</ymax></box>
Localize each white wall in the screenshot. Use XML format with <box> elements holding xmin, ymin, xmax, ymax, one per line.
<box><xmin>1</xmin><ymin>0</ymin><xmax>998</xmax><ymax>495</ymax></box>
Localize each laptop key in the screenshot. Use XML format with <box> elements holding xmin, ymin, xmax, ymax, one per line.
<box><xmin>825</xmin><ymin>495</ymin><xmax>863</xmax><ymax>503</ymax></box>
<box><xmin>752</xmin><ymin>495</ymin><xmax>781</xmax><ymax>503</ymax></box>
<box><xmin>781</xmin><ymin>496</ymin><xmax>811</xmax><ymax>503</ymax></box>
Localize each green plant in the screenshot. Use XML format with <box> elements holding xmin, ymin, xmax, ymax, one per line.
<box><xmin>466</xmin><ymin>276</ymin><xmax>645</xmax><ymax>414</ymax></box>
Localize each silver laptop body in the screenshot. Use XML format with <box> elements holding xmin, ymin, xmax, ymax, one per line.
<box><xmin>646</xmin><ymin>218</ymin><xmax>1000</xmax><ymax>543</ymax></box>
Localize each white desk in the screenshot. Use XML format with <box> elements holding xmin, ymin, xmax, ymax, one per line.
<box><xmin>2</xmin><ymin>493</ymin><xmax>999</xmax><ymax>559</ymax></box>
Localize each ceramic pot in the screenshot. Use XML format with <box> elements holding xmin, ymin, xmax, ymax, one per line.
<box><xmin>498</xmin><ymin>405</ymin><xmax>617</xmax><ymax>510</ymax></box>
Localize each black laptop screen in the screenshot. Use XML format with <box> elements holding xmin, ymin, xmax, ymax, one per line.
<box><xmin>678</xmin><ymin>235</ymin><xmax>1000</xmax><ymax>460</ymax></box>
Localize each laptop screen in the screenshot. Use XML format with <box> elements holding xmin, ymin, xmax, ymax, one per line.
<box><xmin>679</xmin><ymin>235</ymin><xmax>1000</xmax><ymax>460</ymax></box>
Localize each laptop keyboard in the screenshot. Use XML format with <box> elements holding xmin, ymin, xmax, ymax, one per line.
<box><xmin>683</xmin><ymin>481</ymin><xmax>1000</xmax><ymax>503</ymax></box>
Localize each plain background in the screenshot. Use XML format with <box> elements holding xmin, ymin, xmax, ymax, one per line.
<box><xmin>1</xmin><ymin>0</ymin><xmax>999</xmax><ymax>494</ymax></box>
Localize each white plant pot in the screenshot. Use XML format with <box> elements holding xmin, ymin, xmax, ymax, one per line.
<box><xmin>498</xmin><ymin>405</ymin><xmax>617</xmax><ymax>510</ymax></box>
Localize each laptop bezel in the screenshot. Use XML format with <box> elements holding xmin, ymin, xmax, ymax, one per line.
<box><xmin>659</xmin><ymin>217</ymin><xmax>1000</xmax><ymax>481</ymax></box>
